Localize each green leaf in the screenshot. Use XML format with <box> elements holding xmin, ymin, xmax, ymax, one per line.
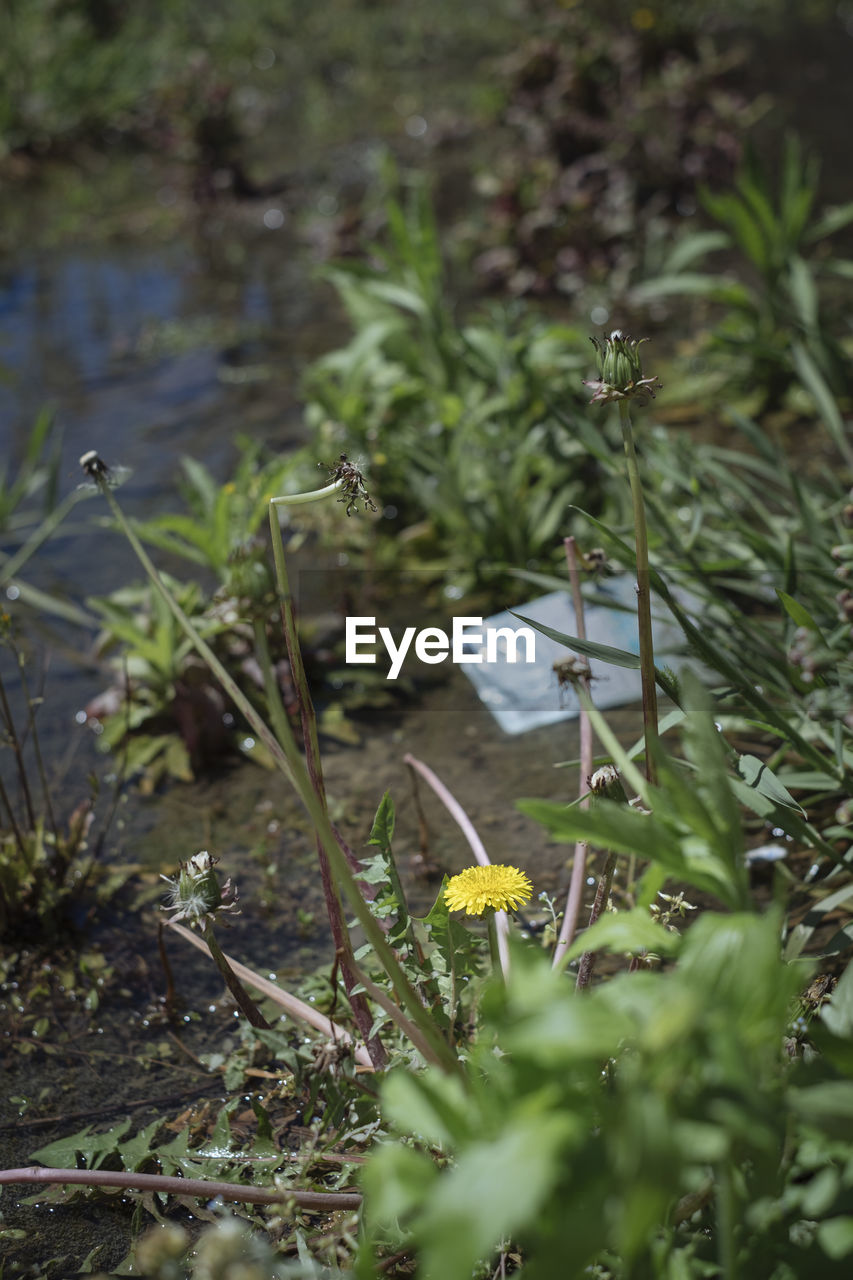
<box><xmin>738</xmin><ymin>754</ymin><xmax>806</xmax><ymax>815</ymax></box>
<box><xmin>786</xmin><ymin>256</ymin><xmax>818</xmax><ymax>330</ymax></box>
<box><xmin>31</xmin><ymin>1118</ymin><xmax>132</xmax><ymax>1169</ymax></box>
<box><xmin>368</xmin><ymin>791</ymin><xmax>396</xmax><ymax>853</ymax></box>
<box><xmin>565</xmin><ymin>909</ymin><xmax>683</xmax><ymax>962</ymax></box>
<box><xmin>509</xmin><ymin>610</ymin><xmax>641</xmax><ymax>669</ymax></box>
<box><xmin>805</xmin><ymin>201</ymin><xmax>853</xmax><ymax>241</ymax></box>
<box><xmin>419</xmin><ymin>1112</ymin><xmax>577</xmax><ymax>1280</ymax></box>
<box><xmin>817</xmin><ymin>1218</ymin><xmax>853</xmax><ymax>1261</ymax></box>
<box><xmin>661</xmin><ymin>231</ymin><xmax>730</xmax><ymax>274</ymax></box>
<box><xmin>117</xmin><ymin>1118</ymin><xmax>163</xmax><ymax>1172</ymax></box>
<box><xmin>784</xmin><ymin>882</ymin><xmax>853</xmax><ymax>960</ymax></box>
<box><xmin>776</xmin><ymin>589</ymin><xmax>824</xmax><ymax>636</ymax></box>
<box><xmin>382</xmin><ymin>1067</ymin><xmax>472</xmax><ymax>1150</ymax></box>
<box><xmin>789</xmin><ymin>1081</ymin><xmax>853</xmax><ymax>1139</ymax></box>
<box><xmin>791</xmin><ymin>340</ymin><xmax>852</xmax><ymax>461</ymax></box>
<box><xmin>519</xmin><ymin>797</ymin><xmax>681</xmax><ymax>868</ymax></box>
<box><xmin>821</xmin><ymin>958</ymin><xmax>853</xmax><ymax>1038</ymax></box>
<box><xmin>631</xmin><ymin>273</ymin><xmax>753</xmax><ymax>308</ymax></box>
<box><xmin>361</xmin><ymin>1141</ymin><xmax>437</xmax><ymax>1229</ymax></box>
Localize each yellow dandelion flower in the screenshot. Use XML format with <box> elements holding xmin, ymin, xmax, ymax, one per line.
<box><xmin>444</xmin><ymin>864</ymin><xmax>533</xmax><ymax>916</ymax></box>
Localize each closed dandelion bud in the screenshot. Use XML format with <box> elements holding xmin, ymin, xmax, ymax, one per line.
<box><xmin>161</xmin><ymin>850</ymin><xmax>239</xmax><ymax>926</ymax></box>
<box><xmin>589</xmin><ymin>764</ymin><xmax>629</xmax><ymax>805</ymax></box>
<box><xmin>584</xmin><ymin>330</ymin><xmax>662</xmax><ymax>406</ymax></box>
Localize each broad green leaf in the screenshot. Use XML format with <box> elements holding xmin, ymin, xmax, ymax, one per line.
<box><xmin>382</xmin><ymin>1067</ymin><xmax>473</xmax><ymax>1150</ymax></box>
<box><xmin>565</xmin><ymin>909</ymin><xmax>683</xmax><ymax>963</ymax></box>
<box><xmin>789</xmin><ymin>1081</ymin><xmax>853</xmax><ymax>1139</ymax></box>
<box><xmin>361</xmin><ymin>1141</ymin><xmax>437</xmax><ymax>1228</ymax></box>
<box><xmin>817</xmin><ymin>1218</ymin><xmax>853</xmax><ymax>1261</ymax></box>
<box><xmin>419</xmin><ymin>1112</ymin><xmax>577</xmax><ymax>1280</ymax></box>
<box><xmin>518</xmin><ymin>797</ymin><xmax>681</xmax><ymax>867</ymax></box>
<box><xmin>116</xmin><ymin>1118</ymin><xmax>163</xmax><ymax>1172</ymax></box>
<box><xmin>31</xmin><ymin>1118</ymin><xmax>132</xmax><ymax>1169</ymax></box>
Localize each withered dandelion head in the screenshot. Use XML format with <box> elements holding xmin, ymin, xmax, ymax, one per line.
<box><xmin>444</xmin><ymin>864</ymin><xmax>533</xmax><ymax>916</ymax></box>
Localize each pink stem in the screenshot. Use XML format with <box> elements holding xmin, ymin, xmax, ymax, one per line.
<box><xmin>0</xmin><ymin>1166</ymin><xmax>362</xmax><ymax>1209</ymax></box>
<box><xmin>553</xmin><ymin>537</ymin><xmax>594</xmax><ymax>969</ymax></box>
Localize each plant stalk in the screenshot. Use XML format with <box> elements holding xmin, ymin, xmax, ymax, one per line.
<box><xmin>0</xmin><ymin>1165</ymin><xmax>361</xmax><ymax>1210</ymax></box>
<box><xmin>575</xmin><ymin>850</ymin><xmax>618</xmax><ymax>992</ymax></box>
<box><xmin>268</xmin><ymin>497</ymin><xmax>387</xmax><ymax>1068</ymax></box>
<box><xmin>553</xmin><ymin>536</ymin><xmax>593</xmax><ymax>968</ymax></box>
<box><xmin>202</xmin><ymin>918</ymin><xmax>270</xmax><ymax>1030</ymax></box>
<box><xmin>619</xmin><ymin>399</ymin><xmax>659</xmax><ymax>784</ymax></box>
<box><xmin>97</xmin><ymin>477</ymin><xmax>459</xmax><ymax>1076</ymax></box>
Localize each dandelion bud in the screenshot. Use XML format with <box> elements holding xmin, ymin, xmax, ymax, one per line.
<box><xmin>584</xmin><ymin>330</ymin><xmax>662</xmax><ymax>406</ymax></box>
<box><xmin>589</xmin><ymin>765</ymin><xmax>629</xmax><ymax>805</ymax></box>
<box><xmin>161</xmin><ymin>850</ymin><xmax>239</xmax><ymax>926</ymax></box>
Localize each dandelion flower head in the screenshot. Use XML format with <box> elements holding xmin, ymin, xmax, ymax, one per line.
<box><xmin>444</xmin><ymin>864</ymin><xmax>533</xmax><ymax>916</ymax></box>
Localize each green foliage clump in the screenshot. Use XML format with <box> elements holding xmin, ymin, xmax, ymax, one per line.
<box><xmin>304</xmin><ymin>169</ymin><xmax>598</xmax><ymax>593</ymax></box>
<box><xmin>634</xmin><ymin>137</ymin><xmax>853</xmax><ymax>427</ymax></box>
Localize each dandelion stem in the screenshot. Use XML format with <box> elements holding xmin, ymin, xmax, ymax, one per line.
<box><xmin>618</xmin><ymin>399</ymin><xmax>659</xmax><ymax>784</ymax></box>
<box><xmin>95</xmin><ymin>474</ymin><xmax>458</xmax><ymax>1076</ymax></box>
<box><xmin>202</xmin><ymin>919</ymin><xmax>270</xmax><ymax>1030</ymax></box>
<box><xmin>269</xmin><ymin>491</ymin><xmax>387</xmax><ymax>1069</ymax></box>
<box><xmin>486</xmin><ymin>911</ymin><xmax>503</xmax><ymax>982</ymax></box>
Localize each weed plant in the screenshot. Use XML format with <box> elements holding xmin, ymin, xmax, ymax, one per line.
<box><xmin>0</xmin><ymin>408</ymin><xmax>95</xmax><ymax>627</ymax></box>
<box><xmin>0</xmin><ymin>622</ymin><xmax>126</xmax><ymax>944</ymax></box>
<box><xmin>634</xmin><ymin>136</ymin><xmax>853</xmax><ymax>436</ymax></box>
<box><xmin>304</xmin><ymin>167</ymin><xmax>599</xmax><ymax>594</ymax></box>
<box><xmin>84</xmin><ymin>442</ymin><xmax>318</xmax><ymax>785</ymax></box>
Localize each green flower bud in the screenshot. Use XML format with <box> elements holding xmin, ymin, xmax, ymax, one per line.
<box><xmin>584</xmin><ymin>330</ymin><xmax>662</xmax><ymax>406</ymax></box>
<box><xmin>589</xmin><ymin>764</ymin><xmax>629</xmax><ymax>805</ymax></box>
<box><xmin>161</xmin><ymin>850</ymin><xmax>239</xmax><ymax>926</ymax></box>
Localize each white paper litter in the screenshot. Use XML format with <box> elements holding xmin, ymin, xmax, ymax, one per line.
<box><xmin>460</xmin><ymin>577</ymin><xmax>700</xmax><ymax>734</ymax></box>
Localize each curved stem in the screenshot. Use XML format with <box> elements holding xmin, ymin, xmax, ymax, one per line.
<box><xmin>168</xmin><ymin>920</ymin><xmax>375</xmax><ymax>1068</ymax></box>
<box><xmin>403</xmin><ymin>752</ymin><xmax>510</xmax><ymax>977</ymax></box>
<box><xmin>269</xmin><ymin>479</ymin><xmax>343</xmax><ymax>508</ymax></box>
